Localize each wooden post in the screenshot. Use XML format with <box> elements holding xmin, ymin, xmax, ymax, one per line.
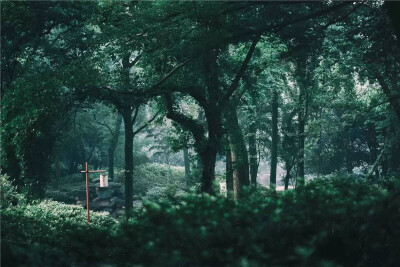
<box><xmin>81</xmin><ymin>162</ymin><xmax>106</xmax><ymax>223</ymax></box>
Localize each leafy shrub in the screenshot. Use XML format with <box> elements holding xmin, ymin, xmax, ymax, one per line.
<box><xmin>50</xmin><ymin>173</ymin><xmax>84</xmax><ymax>185</ymax></box>
<box><xmin>2</xmin><ymin>175</ymin><xmax>400</xmax><ymax>266</ymax></box>
<box><xmin>1</xmin><ymin>200</ymin><xmax>117</xmax><ymax>266</ymax></box>
<box><xmin>115</xmin><ymin>163</ymin><xmax>186</xmax><ymax>196</ymax></box>
<box><xmin>0</xmin><ymin>174</ymin><xmax>25</xmax><ymax>209</ymax></box>
<box><xmin>114</xmin><ymin>176</ymin><xmax>400</xmax><ymax>266</ymax></box>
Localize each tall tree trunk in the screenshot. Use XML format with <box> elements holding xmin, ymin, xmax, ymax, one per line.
<box><xmin>183</xmin><ymin>146</ymin><xmax>190</xmax><ymax>184</ymax></box>
<box><xmin>121</xmin><ymin>108</ymin><xmax>134</xmax><ymax>216</ymax></box>
<box><xmin>226</xmin><ymin>144</ymin><xmax>234</xmax><ymax>199</ymax></box>
<box><xmin>108</xmin><ymin>115</ymin><xmax>122</xmax><ymax>180</ymax></box>
<box><xmin>248</xmin><ymin>113</ymin><xmax>258</xmax><ymax>188</ymax></box>
<box><xmin>270</xmin><ymin>89</ymin><xmax>279</xmax><ymax>189</ymax></box>
<box><xmin>297</xmin><ymin>86</ymin><xmax>306</xmax><ymax>186</ymax></box>
<box><xmin>297</xmin><ymin>118</ymin><xmax>305</xmax><ymax>185</ymax></box>
<box><xmin>224</xmin><ymin>103</ymin><xmax>250</xmax><ymax>198</ymax></box>
<box><xmin>376</xmin><ymin>73</ymin><xmax>400</xmax><ymax>123</ymax></box>
<box><xmin>199</xmin><ymin>144</ymin><xmax>217</xmax><ymax>194</ymax></box>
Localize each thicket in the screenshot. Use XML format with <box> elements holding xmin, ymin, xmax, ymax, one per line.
<box><xmin>115</xmin><ymin>163</ymin><xmax>187</xmax><ymax>198</ymax></box>
<box><xmin>2</xmin><ymin>174</ymin><xmax>400</xmax><ymax>266</ymax></box>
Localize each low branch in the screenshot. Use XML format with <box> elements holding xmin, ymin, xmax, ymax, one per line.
<box><xmin>165</xmin><ymin>94</ymin><xmax>206</xmax><ymax>143</ymax></box>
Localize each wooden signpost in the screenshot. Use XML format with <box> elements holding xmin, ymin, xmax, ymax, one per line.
<box><xmin>81</xmin><ymin>162</ymin><xmax>106</xmax><ymax>222</ymax></box>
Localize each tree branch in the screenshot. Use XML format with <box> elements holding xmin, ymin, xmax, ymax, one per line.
<box><xmin>133</xmin><ymin>109</ymin><xmax>161</xmax><ymax>136</ymax></box>
<box><xmin>164</xmin><ymin>94</ymin><xmax>206</xmax><ymax>143</ymax></box>
<box><xmin>227</xmin><ymin>2</ymin><xmax>351</xmax><ymax>44</ymax></box>
<box><xmin>132</xmin><ymin>106</ymin><xmax>140</xmax><ymax>125</ymax></box>
<box><xmin>122</xmin><ymin>53</ymin><xmax>143</xmax><ymax>69</ymax></box>
<box><xmin>367</xmin><ymin>95</ymin><xmax>400</xmax><ymax>111</ymax></box>
<box><xmin>220</xmin><ymin>35</ymin><xmax>260</xmax><ymax>106</ymax></box>
<box><xmin>149</xmin><ymin>58</ymin><xmax>194</xmax><ymax>90</ymax></box>
<box><xmin>93</xmin><ymin>114</ymin><xmax>114</xmax><ymax>137</ymax></box>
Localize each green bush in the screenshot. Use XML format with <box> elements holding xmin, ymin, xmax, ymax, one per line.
<box><xmin>0</xmin><ymin>174</ymin><xmax>25</xmax><ymax>209</ymax></box>
<box><xmin>1</xmin><ymin>200</ymin><xmax>117</xmax><ymax>266</ymax></box>
<box><xmin>114</xmin><ymin>176</ymin><xmax>400</xmax><ymax>266</ymax></box>
<box><xmin>2</xmin><ymin>175</ymin><xmax>400</xmax><ymax>266</ymax></box>
<box><xmin>115</xmin><ymin>163</ymin><xmax>187</xmax><ymax>196</ymax></box>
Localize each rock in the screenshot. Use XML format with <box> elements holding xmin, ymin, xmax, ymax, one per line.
<box><xmin>102</xmin><ymin>208</ymin><xmax>113</xmax><ymax>214</ymax></box>
<box><xmin>132</xmin><ymin>195</ymin><xmax>141</xmax><ymax>201</ymax></box>
<box><xmin>133</xmin><ymin>200</ymin><xmax>142</xmax><ymax>209</ymax></box>
<box><xmin>76</xmin><ymin>200</ymin><xmax>86</xmax><ymax>207</ymax></box>
<box><xmin>114</xmin><ymin>198</ymin><xmax>125</xmax><ymax>208</ymax></box>
<box><xmin>95</xmin><ymin>182</ymin><xmax>122</xmax><ymax>189</ymax></box>
<box><xmin>114</xmin><ymin>188</ymin><xmax>124</xmax><ymax>197</ymax></box>
<box><xmin>96</xmin><ymin>187</ymin><xmax>115</xmax><ymax>199</ymax></box>
<box><xmin>45</xmin><ymin>190</ymin><xmax>75</xmax><ymax>204</ymax></box>
<box><xmin>71</xmin><ymin>189</ymin><xmax>87</xmax><ymax>197</ymax></box>
<box><xmin>91</xmin><ymin>199</ymin><xmax>116</xmax><ymax>211</ymax></box>
<box><xmin>111</xmin><ymin>208</ymin><xmax>125</xmax><ymax>218</ymax></box>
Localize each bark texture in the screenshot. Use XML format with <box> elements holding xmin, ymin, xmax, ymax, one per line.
<box><xmin>270</xmin><ymin>89</ymin><xmax>279</xmax><ymax>189</ymax></box>
<box><xmin>226</xmin><ymin>145</ymin><xmax>234</xmax><ymax>199</ymax></box>
<box><xmin>224</xmin><ymin>102</ymin><xmax>250</xmax><ymax>198</ymax></box>
<box><xmin>248</xmin><ymin>114</ymin><xmax>258</xmax><ymax>188</ymax></box>
<box><xmin>121</xmin><ymin>108</ymin><xmax>134</xmax><ymax>216</ymax></box>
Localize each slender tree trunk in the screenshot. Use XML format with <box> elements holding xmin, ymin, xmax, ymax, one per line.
<box><xmin>248</xmin><ymin>116</ymin><xmax>258</xmax><ymax>188</ymax></box>
<box><xmin>296</xmin><ymin>85</ymin><xmax>306</xmax><ymax>186</ymax></box>
<box><xmin>345</xmin><ymin>139</ymin><xmax>353</xmax><ymax>174</ymax></box>
<box><xmin>366</xmin><ymin>123</ymin><xmax>379</xmax><ymax>179</ymax></box>
<box><xmin>297</xmin><ymin>117</ymin><xmax>305</xmax><ymax>186</ymax></box>
<box><xmin>121</xmin><ymin>108</ymin><xmax>134</xmax><ymax>216</ymax></box>
<box><xmin>226</xmin><ymin>144</ymin><xmax>234</xmax><ymax>198</ymax></box>
<box><xmin>367</xmin><ymin>136</ymin><xmax>388</xmax><ymax>179</ymax></box>
<box><xmin>270</xmin><ymin>89</ymin><xmax>279</xmax><ymax>189</ymax></box>
<box><xmin>224</xmin><ymin>103</ymin><xmax>250</xmax><ymax>198</ymax></box>
<box><xmin>108</xmin><ymin>115</ymin><xmax>122</xmax><ymax>180</ymax></box>
<box><xmin>183</xmin><ymin>146</ymin><xmax>190</xmax><ymax>184</ymax></box>
<box><xmin>284</xmin><ymin>163</ymin><xmax>292</xmax><ymax>190</ymax></box>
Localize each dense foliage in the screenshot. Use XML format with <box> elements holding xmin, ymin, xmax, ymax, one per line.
<box><xmin>2</xmin><ymin>175</ymin><xmax>400</xmax><ymax>266</ymax></box>
<box><xmin>1</xmin><ymin>1</ymin><xmax>400</xmax><ymax>265</ymax></box>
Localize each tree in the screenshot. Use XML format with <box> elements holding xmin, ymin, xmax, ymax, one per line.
<box><xmin>270</xmin><ymin>88</ymin><xmax>279</xmax><ymax>188</ymax></box>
